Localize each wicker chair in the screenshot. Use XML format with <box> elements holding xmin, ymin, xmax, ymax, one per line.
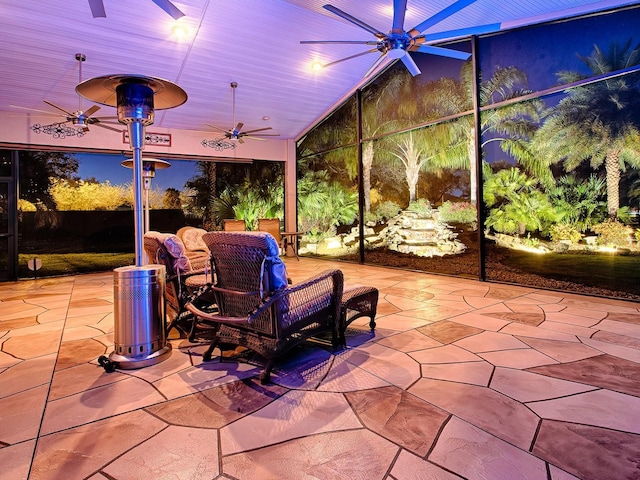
<box><xmin>143</xmin><ymin>231</ymin><xmax>215</xmax><ymax>340</ymax></box>
<box><xmin>186</xmin><ymin>231</ymin><xmax>343</xmax><ymax>384</ymax></box>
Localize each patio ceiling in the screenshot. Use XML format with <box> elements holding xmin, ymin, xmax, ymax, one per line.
<box><xmin>0</xmin><ymin>0</ymin><xmax>637</xmax><ymax>141</ymax></box>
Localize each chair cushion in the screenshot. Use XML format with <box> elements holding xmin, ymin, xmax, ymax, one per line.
<box><xmin>182</xmin><ymin>227</ymin><xmax>209</xmax><ymax>253</ymax></box>
<box><xmin>263</xmin><ymin>233</ymin><xmax>288</xmax><ymax>292</ymax></box>
<box><xmin>159</xmin><ymin>233</ymin><xmax>192</xmax><ymax>273</ymax></box>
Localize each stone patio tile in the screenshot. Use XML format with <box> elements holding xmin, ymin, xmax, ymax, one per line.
<box><xmin>384</xmin><ymin>294</ymin><xmax>428</xmax><ymax>311</ymax></box>
<box><xmin>421</xmin><ymin>360</ymin><xmax>494</xmax><ymax>386</ymax></box>
<box><xmin>410</xmin><ymin>378</ymin><xmax>540</xmax><ymax>450</ymax></box>
<box><xmin>527</xmin><ymin>389</ymin><xmax>640</xmax><ymax>433</ymax></box>
<box><xmin>390</xmin><ymin>449</ymin><xmax>461</xmax><ymax>480</ymax></box>
<box><xmin>579</xmin><ymin>336</ymin><xmax>640</xmax><ymax>363</ymax></box>
<box><xmin>447</xmin><ymin>312</ymin><xmax>511</xmax><ymax>331</ymax></box>
<box><xmin>544</xmin><ymin>311</ymin><xmax>602</xmax><ymax>326</ymax></box>
<box><xmin>537</xmin><ymin>320</ymin><xmax>598</xmax><ymax>337</ymax></box>
<box><xmin>222</xmin><ymin>429</ymin><xmax>398</xmax><ymax>480</ymax></box>
<box><xmin>0</xmin><ymin>353</ymin><xmax>56</xmax><ymax>398</ymax></box>
<box><xmin>0</xmin><ymin>384</ymin><xmax>48</xmax><ymax>444</ymax></box>
<box><xmin>29</xmin><ymin>410</ymin><xmax>165</xmax><ymax>480</ymax></box>
<box><xmin>486</xmin><ymin>285</ymin><xmax>536</xmax><ymax>300</ymax></box>
<box><xmin>605</xmin><ymin>311</ymin><xmax>640</xmax><ymax>325</ymax></box>
<box><xmin>549</xmin><ymin>465</ymin><xmax>581</xmax><ymax>480</ymax></box>
<box><xmin>480</xmin><ymin>348</ymin><xmax>559</xmax><ymax>369</ymax></box>
<box><xmin>55</xmin><ymin>338</ymin><xmax>109</xmax><ymax>371</ymax></box>
<box><xmin>596</xmin><ymin>319</ymin><xmax>640</xmax><ymax>339</ymax></box>
<box><xmin>37</xmin><ymin>307</ymin><xmax>72</xmax><ymax>323</ymax></box>
<box><xmin>397</xmin><ymin>304</ymin><xmax>471</xmax><ymax>322</ymax></box>
<box><xmin>527</xmin><ymin>353</ymin><xmax>640</xmax><ymax>396</ymax></box>
<box><xmin>410</xmin><ymin>343</ymin><xmax>483</xmax><ymax>364</ymax></box>
<box><xmin>453</xmin><ymin>330</ymin><xmax>529</xmax><ymax>352</ymax></box>
<box><xmin>533</xmin><ymin>420</ymin><xmax>640</xmax><ymax>480</ymax></box>
<box><xmin>417</xmin><ymin>320</ymin><xmax>483</xmax><ymax>344</ymax></box>
<box><xmin>152</xmin><ymin>361</ymin><xmax>261</xmax><ymax>400</ymax></box>
<box><xmin>521</xmin><ymin>292</ymin><xmax>564</xmax><ymax>304</ymax></box>
<box><xmin>517</xmin><ymin>337</ymin><xmax>601</xmax><ymax>363</ymax></box>
<box><xmin>61</xmin><ymin>325</ymin><xmax>107</xmax><ymax>342</ymax></box>
<box><xmin>501</xmin><ymin>323</ymin><xmax>579</xmax><ymax>342</ymax></box>
<box><xmin>375</xmin><ymin>329</ymin><xmax>443</xmax><ymax>352</ymax></box>
<box><xmin>486</xmin><ymin>311</ymin><xmax>546</xmax><ymax>327</ymax></box>
<box><xmin>49</xmin><ymin>363</ymin><xmax>128</xmax><ymax>400</ymax></box>
<box><xmin>463</xmin><ymin>296</ymin><xmax>505</xmax><ymax>310</ymax></box>
<box><xmin>318</xmin><ymin>354</ymin><xmax>391</xmax><ymax>392</ymax></box>
<box><xmin>40</xmin><ymin>376</ymin><xmax>167</xmax><ymax>435</ymax></box>
<box><xmin>219</xmin><ymin>390</ymin><xmax>362</xmax><ymax>455</ymax></box>
<box><xmin>371</xmin><ymin>313</ymin><xmax>432</xmax><ymax>332</ymax></box>
<box><xmin>590</xmin><ymin>330</ymin><xmax>640</xmax><ymax>350</ymax></box>
<box><xmin>145</xmin><ymin>378</ymin><xmax>288</xmax><ymax>428</ymax></box>
<box><xmin>490</xmin><ymin>367</ymin><xmax>596</xmax><ymax>402</ymax></box>
<box><xmin>271</xmin><ymin>346</ymin><xmax>334</xmax><ymax>390</ymax></box>
<box><xmin>0</xmin><ymin>439</ymin><xmax>35</xmax><ymax>480</ymax></box>
<box><xmin>346</xmin><ymin>385</ymin><xmax>449</xmax><ymax>456</ymax></box>
<box><xmin>102</xmin><ymin>425</ymin><xmax>219</xmax><ymax>480</ymax></box>
<box><xmin>429</xmin><ymin>416</ymin><xmax>547</xmax><ymax>480</ymax></box>
<box><xmin>339</xmin><ymin>342</ymin><xmax>421</xmax><ymax>389</ymax></box>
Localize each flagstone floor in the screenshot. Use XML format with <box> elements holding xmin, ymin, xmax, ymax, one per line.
<box><xmin>1</xmin><ymin>257</ymin><xmax>640</xmax><ymax>480</ymax></box>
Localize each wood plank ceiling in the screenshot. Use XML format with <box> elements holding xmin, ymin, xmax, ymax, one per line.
<box><xmin>0</xmin><ymin>0</ymin><xmax>637</xmax><ymax>140</ymax></box>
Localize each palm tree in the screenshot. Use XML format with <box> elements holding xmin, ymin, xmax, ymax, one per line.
<box><xmin>533</xmin><ymin>39</ymin><xmax>640</xmax><ymax>218</ymax></box>
<box><xmin>421</xmin><ymin>62</ymin><xmax>547</xmax><ymax>204</ymax></box>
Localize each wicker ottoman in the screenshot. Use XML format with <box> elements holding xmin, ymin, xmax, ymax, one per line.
<box><xmin>339</xmin><ymin>286</ymin><xmax>379</xmax><ymax>347</ymax></box>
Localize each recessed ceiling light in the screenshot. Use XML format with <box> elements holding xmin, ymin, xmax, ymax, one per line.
<box><xmin>172</xmin><ymin>24</ymin><xmax>189</xmax><ymax>39</ymax></box>
<box><xmin>311</xmin><ymin>61</ymin><xmax>323</xmax><ymax>72</ymax></box>
<box><xmin>262</xmin><ymin>116</ymin><xmax>270</xmax><ymax>121</ymax></box>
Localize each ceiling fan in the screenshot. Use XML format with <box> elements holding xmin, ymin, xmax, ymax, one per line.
<box><xmin>206</xmin><ymin>82</ymin><xmax>280</xmax><ymax>144</ymax></box>
<box><xmin>301</xmin><ymin>0</ymin><xmax>500</xmax><ymax>77</ymax></box>
<box><xmin>88</xmin><ymin>0</ymin><xmax>184</xmax><ymax>19</ymax></box>
<box><xmin>10</xmin><ymin>53</ymin><xmax>121</xmax><ymax>133</ymax></box>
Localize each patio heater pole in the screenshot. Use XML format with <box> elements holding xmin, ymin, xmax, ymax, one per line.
<box><xmin>121</xmin><ymin>158</ymin><xmax>171</xmax><ymax>234</ymax></box>
<box><xmin>76</xmin><ymin>75</ymin><xmax>186</xmax><ymax>370</ymax></box>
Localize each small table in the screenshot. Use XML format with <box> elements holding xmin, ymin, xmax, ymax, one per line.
<box><xmin>281</xmin><ymin>231</ymin><xmax>304</xmax><ymax>260</ymax></box>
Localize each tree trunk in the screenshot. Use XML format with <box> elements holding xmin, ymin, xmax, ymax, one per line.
<box><xmin>204</xmin><ymin>161</ymin><xmax>217</xmax><ymax>229</ymax></box>
<box><xmin>362</xmin><ymin>141</ymin><xmax>374</xmax><ymax>213</ymax></box>
<box><xmin>605</xmin><ymin>149</ymin><xmax>620</xmax><ymax>218</ymax></box>
<box><xmin>467</xmin><ymin>134</ymin><xmax>477</xmax><ymax>205</ymax></box>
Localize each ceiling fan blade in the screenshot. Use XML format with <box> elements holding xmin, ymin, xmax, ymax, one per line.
<box><xmin>300</xmin><ymin>40</ymin><xmax>380</xmax><ymax>45</ymax></box>
<box><xmin>413</xmin><ymin>44</ymin><xmax>471</xmax><ymax>60</ymax></box>
<box><xmin>206</xmin><ymin>124</ymin><xmax>228</xmax><ymax>133</ymax></box>
<box><xmin>392</xmin><ymin>0</ymin><xmax>408</xmax><ymax>33</ymax></box>
<box><xmin>323</xmin><ymin>4</ymin><xmax>386</xmax><ymax>39</ymax></box>
<box><xmin>151</xmin><ymin>0</ymin><xmax>185</xmax><ymax>20</ymax></box>
<box><xmin>243</xmin><ymin>136</ymin><xmax>268</xmax><ymax>142</ymax></box>
<box><xmin>242</xmin><ymin>127</ymin><xmax>273</xmax><ymax>134</ymax></box>
<box><xmin>323</xmin><ymin>48</ymin><xmax>379</xmax><ymax>69</ymax></box>
<box><xmin>43</xmin><ymin>100</ymin><xmax>75</xmax><ymax>117</ymax></box>
<box><xmin>401</xmin><ymin>53</ymin><xmax>421</xmax><ymax>76</ymax></box>
<box><xmin>235</xmin><ymin>122</ymin><xmax>244</xmax><ymax>132</ymax></box>
<box><xmin>416</xmin><ymin>23</ymin><xmax>501</xmax><ymax>43</ymax></box>
<box><xmin>9</xmin><ymin>104</ymin><xmax>64</xmax><ymax>117</ymax></box>
<box><xmin>238</xmin><ymin>137</ymin><xmax>245</xmax><ymax>144</ymax></box>
<box><xmin>409</xmin><ymin>0</ymin><xmax>478</xmax><ymax>36</ymax></box>
<box><xmin>88</xmin><ymin>0</ymin><xmax>106</xmax><ymax>17</ymax></box>
<box><xmin>363</xmin><ymin>53</ymin><xmax>389</xmax><ymax>78</ymax></box>
<box><xmin>83</xmin><ymin>105</ymin><xmax>101</xmax><ymax>117</ymax></box>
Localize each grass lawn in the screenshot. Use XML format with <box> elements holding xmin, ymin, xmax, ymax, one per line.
<box><xmin>18</xmin><ymin>253</ymin><xmax>135</xmax><ymax>279</ymax></box>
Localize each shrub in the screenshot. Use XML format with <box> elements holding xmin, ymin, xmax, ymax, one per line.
<box><xmin>407</xmin><ymin>199</ymin><xmax>433</xmax><ymax>217</ymax></box>
<box><xmin>592</xmin><ymin>219</ymin><xmax>633</xmax><ymax>247</ymax></box>
<box><xmin>549</xmin><ymin>223</ymin><xmax>583</xmax><ymax>243</ymax></box>
<box><xmin>438</xmin><ymin>201</ymin><xmax>476</xmax><ymax>224</ymax></box>
<box><xmin>374</xmin><ymin>201</ymin><xmax>402</xmax><ymax>222</ymax></box>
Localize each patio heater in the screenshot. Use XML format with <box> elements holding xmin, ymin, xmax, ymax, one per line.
<box><xmin>121</xmin><ymin>158</ymin><xmax>171</xmax><ymax>234</ymax></box>
<box><xmin>77</xmin><ymin>75</ymin><xmax>187</xmax><ymax>370</ymax></box>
